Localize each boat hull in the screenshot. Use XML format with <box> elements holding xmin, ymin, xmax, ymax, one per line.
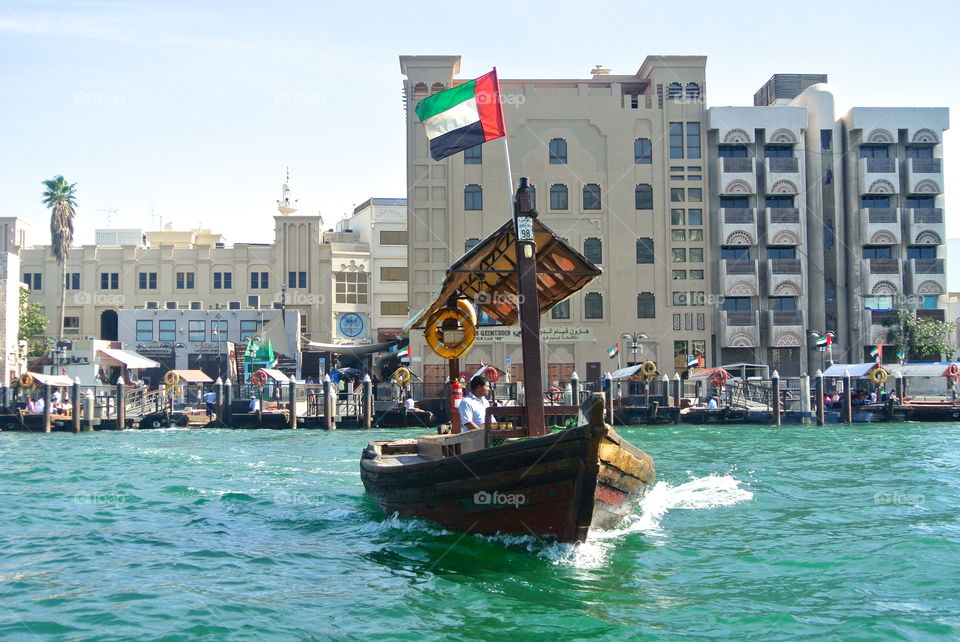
<box><xmin>360</xmin><ymin>423</ymin><xmax>654</xmax><ymax>543</ymax></box>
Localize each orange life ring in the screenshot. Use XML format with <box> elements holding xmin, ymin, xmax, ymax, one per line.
<box><xmin>709</xmin><ymin>371</ymin><xmax>727</xmax><ymax>387</ymax></box>
<box><xmin>948</xmin><ymin>363</ymin><xmax>959</xmax><ymax>377</ymax></box>
<box><xmin>250</xmin><ymin>370</ymin><xmax>268</xmax><ymax>386</ymax></box>
<box><xmin>19</xmin><ymin>373</ymin><xmax>34</xmax><ymax>389</ymax></box>
<box><xmin>424</xmin><ymin>306</ymin><xmax>476</xmax><ymax>360</ymax></box>
<box><xmin>546</xmin><ymin>386</ymin><xmax>562</xmax><ymax>402</ymax></box>
<box><xmin>481</xmin><ymin>366</ymin><xmax>500</xmax><ymax>383</ymax></box>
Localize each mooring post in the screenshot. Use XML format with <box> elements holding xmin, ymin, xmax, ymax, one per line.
<box><xmin>288</xmin><ymin>376</ymin><xmax>298</xmax><ymax>430</ymax></box>
<box><xmin>660</xmin><ymin>374</ymin><xmax>669</xmax><ymax>407</ymax></box>
<box><xmin>844</xmin><ymin>368</ymin><xmax>853</xmax><ymax>424</ymax></box>
<box><xmin>815</xmin><ymin>369</ymin><xmax>824</xmax><ymax>426</ymax></box>
<box><xmin>71</xmin><ymin>377</ymin><xmax>81</xmax><ymax>433</ymax></box>
<box><xmin>362</xmin><ymin>374</ymin><xmax>372</xmax><ymax>429</ymax></box>
<box><xmin>84</xmin><ymin>388</ymin><xmax>95</xmax><ymax>429</ymax></box>
<box><xmin>603</xmin><ymin>372</ymin><xmax>614</xmax><ymax>425</ymax></box>
<box><xmin>116</xmin><ymin>377</ymin><xmax>126</xmax><ymax>430</ymax></box>
<box><xmin>42</xmin><ymin>383</ymin><xmax>52</xmax><ymax>433</ymax></box>
<box><xmin>771</xmin><ymin>370</ymin><xmax>781</xmax><ymax>426</ymax></box>
<box><xmin>223</xmin><ymin>378</ymin><xmax>233</xmax><ymax>428</ymax></box>
<box><xmin>799</xmin><ymin>374</ymin><xmax>811</xmax><ymax>424</ymax></box>
<box><xmin>570</xmin><ymin>371</ymin><xmax>580</xmax><ymax>407</ymax></box>
<box><xmin>0</xmin><ymin>384</ymin><xmax>7</xmax><ymax>410</ymax></box>
<box><xmin>323</xmin><ymin>374</ymin><xmax>334</xmax><ymax>430</ymax></box>
<box><xmin>213</xmin><ymin>377</ymin><xmax>222</xmax><ymax>425</ymax></box>
<box><xmin>673</xmin><ymin>373</ymin><xmax>681</xmax><ymax>407</ymax></box>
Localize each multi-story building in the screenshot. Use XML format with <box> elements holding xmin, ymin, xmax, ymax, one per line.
<box><xmin>708</xmin><ymin>75</ymin><xmax>949</xmax><ymax>374</ymax></box>
<box><xmin>400</xmin><ymin>55</ymin><xmax>713</xmax><ymax>387</ymax></box>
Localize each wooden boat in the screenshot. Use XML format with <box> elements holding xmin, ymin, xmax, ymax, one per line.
<box><xmin>360</xmin><ymin>180</ymin><xmax>656</xmax><ymax>543</ymax></box>
<box><xmin>613</xmin><ymin>403</ymin><xmax>681</xmax><ymax>426</ymax></box>
<box><xmin>903</xmin><ymin>401</ymin><xmax>960</xmax><ymax>422</ymax></box>
<box><xmin>681</xmin><ymin>407</ymin><xmax>751</xmax><ymax>424</ymax></box>
<box><xmin>373</xmin><ymin>407</ymin><xmax>435</xmax><ymax>428</ymax></box>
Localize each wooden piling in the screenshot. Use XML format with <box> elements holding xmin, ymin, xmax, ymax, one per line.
<box><xmin>844</xmin><ymin>370</ymin><xmax>853</xmax><ymax>424</ymax></box>
<box><xmin>815</xmin><ymin>370</ymin><xmax>824</xmax><ymax>426</ymax></box>
<box><xmin>772</xmin><ymin>370</ymin><xmax>781</xmax><ymax>426</ymax></box>
<box><xmin>42</xmin><ymin>383</ymin><xmax>52</xmax><ymax>433</ymax></box>
<box><xmin>289</xmin><ymin>378</ymin><xmax>298</xmax><ymax>430</ymax></box>
<box><xmin>603</xmin><ymin>372</ymin><xmax>614</xmax><ymax>425</ymax></box>
<box><xmin>570</xmin><ymin>372</ymin><xmax>580</xmax><ymax>408</ymax></box>
<box><xmin>71</xmin><ymin>378</ymin><xmax>81</xmax><ymax>433</ymax></box>
<box><xmin>116</xmin><ymin>378</ymin><xmax>126</xmax><ymax>430</ymax></box>
<box><xmin>224</xmin><ymin>378</ymin><xmax>233</xmax><ymax>428</ymax></box>
<box><xmin>362</xmin><ymin>375</ymin><xmax>372</xmax><ymax>429</ymax></box>
<box><xmin>324</xmin><ymin>375</ymin><xmax>334</xmax><ymax>430</ymax></box>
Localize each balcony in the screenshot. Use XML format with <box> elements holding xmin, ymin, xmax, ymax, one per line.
<box><xmin>718</xmin><ymin>208</ymin><xmax>758</xmax><ymax>246</ymax></box>
<box><xmin>906</xmin><ymin>258</ymin><xmax>946</xmax><ymax>296</ymax></box>
<box><xmin>720</xmin><ymin>310</ymin><xmax>760</xmax><ymax>348</ymax></box>
<box><xmin>717</xmin><ymin>157</ymin><xmax>757</xmax><ymax>194</ymax></box>
<box><xmin>860</xmin><ymin>208</ymin><xmax>901</xmax><ymax>245</ymax></box>
<box><xmin>764</xmin><ymin>157</ymin><xmax>801</xmax><ymax>192</ymax></box>
<box><xmin>767</xmin><ymin>259</ymin><xmax>804</xmax><ymax>296</ymax></box>
<box><xmin>766</xmin><ymin>309</ymin><xmax>805</xmax><ymax>348</ymax></box>
<box><xmin>863</xmin><ymin>309</ymin><xmax>896</xmax><ymax>346</ymax></box>
<box><xmin>905</xmin><ymin>157</ymin><xmax>943</xmax><ymax>194</ymax></box>
<box><xmin>862</xmin><ymin>258</ymin><xmax>902</xmax><ymax>295</ymax></box>
<box><xmin>858</xmin><ymin>157</ymin><xmax>900</xmax><ymax>195</ymax></box>
<box><xmin>764</xmin><ymin>208</ymin><xmax>803</xmax><ymax>245</ymax></box>
<box><xmin>906</xmin><ymin>208</ymin><xmax>944</xmax><ymax>245</ymax></box>
<box><xmin>719</xmin><ymin>259</ymin><xmax>759</xmax><ymax>297</ymax></box>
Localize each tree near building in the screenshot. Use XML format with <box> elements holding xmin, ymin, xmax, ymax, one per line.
<box><xmin>40</xmin><ymin>175</ymin><xmax>78</xmax><ymax>341</ymax></box>
<box><xmin>18</xmin><ymin>286</ymin><xmax>48</xmax><ymax>357</ymax></box>
<box><xmin>884</xmin><ymin>308</ymin><xmax>957</xmax><ymax>362</ymax></box>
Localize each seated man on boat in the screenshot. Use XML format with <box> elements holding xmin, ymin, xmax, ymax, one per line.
<box><xmin>459</xmin><ymin>375</ymin><xmax>495</xmax><ymax>431</ymax></box>
<box><xmin>404</xmin><ymin>395</ymin><xmax>416</xmax><ymax>411</ymax></box>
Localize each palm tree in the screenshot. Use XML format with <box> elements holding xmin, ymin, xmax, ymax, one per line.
<box><xmin>41</xmin><ymin>175</ymin><xmax>78</xmax><ymax>341</ymax></box>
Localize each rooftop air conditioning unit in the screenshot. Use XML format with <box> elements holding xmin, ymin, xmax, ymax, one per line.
<box><xmin>228</xmin><ymin>301</ymin><xmax>241</xmax><ymax>310</ymax></box>
<box><xmin>272</xmin><ymin>301</ymin><xmax>284</xmax><ymax>309</ymax></box>
<box><xmin>190</xmin><ymin>301</ymin><xmax>202</xmax><ymax>310</ymax></box>
<box><xmin>248</xmin><ymin>295</ymin><xmax>260</xmax><ymax>309</ymax></box>
<box><xmin>145</xmin><ymin>301</ymin><xmax>159</xmax><ymax>309</ymax></box>
<box><xmin>211</xmin><ymin>303</ymin><xmax>221</xmax><ymax>310</ymax></box>
<box><xmin>164</xmin><ymin>301</ymin><xmax>178</xmax><ymax>310</ymax></box>
<box><xmin>84</xmin><ymin>335</ymin><xmax>97</xmax><ymax>341</ymax></box>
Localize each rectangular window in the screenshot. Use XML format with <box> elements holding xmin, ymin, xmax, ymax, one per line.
<box><xmin>768</xmin><ymin>247</ymin><xmax>797</xmax><ymax>260</ymax></box>
<box><xmin>686</xmin><ymin>122</ymin><xmax>701</xmax><ymax>159</ymax></box>
<box><xmin>905</xmin><ymin>146</ymin><xmax>933</xmax><ymax>159</ymax></box>
<box><xmin>381</xmin><ymin>301</ymin><xmax>409</xmax><ymax>316</ymax></box>
<box><xmin>820</xmin><ymin>130</ymin><xmax>832</xmax><ymax>150</ymax></box>
<box><xmin>138</xmin><ymin>272</ymin><xmax>157</xmax><ymax>290</ymax></box>
<box><xmin>464</xmin><ymin>145</ymin><xmax>482</xmax><ymax>164</ymax></box>
<box><xmin>250</xmin><ymin>271</ymin><xmax>269</xmax><ymax>289</ymax></box>
<box><xmin>380</xmin><ymin>267</ymin><xmax>408</xmax><ymax>281</ymax></box>
<box><xmin>671</xmin><ymin>209</ymin><xmax>685</xmax><ymax>225</ymax></box>
<box><xmin>637</xmin><ymin>293</ymin><xmax>655</xmax><ymax>319</ymax></box>
<box><xmin>674</xmin><ymin>340</ymin><xmax>689</xmax><ymax>357</ymax></box>
<box><xmin>907</xmin><ymin>246</ymin><xmax>937</xmax><ymax>260</ymax></box>
<box><xmin>672</xmin><ymin>292</ymin><xmax>688</xmax><ymax>306</ymax></box>
<box><xmin>380</xmin><ymin>230</ymin><xmax>408</xmax><ymax>245</ymax></box>
<box><xmin>240</xmin><ymin>320</ymin><xmax>260</xmax><ymax>341</ymax></box>
<box><xmin>100</xmin><ymin>273</ymin><xmax>118</xmax><ymax>290</ymax></box>
<box><xmin>636</xmin><ymin>238</ymin><xmax>654</xmax><ymax>264</ymax></box>
<box><xmin>635</xmin><ymin>138</ymin><xmax>652</xmax><ymax>164</ymax></box>
<box><xmin>692</xmin><ymin>340</ymin><xmax>706</xmax><ymax>356</ymax></box>
<box><xmin>861</xmin><ymin>195</ymin><xmax>891</xmax><ymax>208</ymax></box>
<box><xmin>687</xmin><ymin>188</ymin><xmax>702</xmax><ymax>203</ymax></box>
<box><xmin>905</xmin><ymin>195</ymin><xmax>935</xmax><ymax>209</ymax></box>
<box><xmin>718</xmin><ymin>145</ymin><xmax>748</xmax><ymax>158</ymax></box>
<box><xmin>689</xmin><ymin>248</ymin><xmax>704</xmax><ymax>262</ymax></box>
<box><xmin>63</xmin><ymin>316</ymin><xmax>80</xmax><ymax>335</ymax></box>
<box><xmin>689</xmin><ymin>175</ymin><xmax>702</xmax><ymax>181</ymax></box>
<box><xmin>335</xmin><ymin>271</ymin><xmax>369</xmax><ymax>304</ymax></box>
<box><xmin>670</xmin><ymin>188</ymin><xmax>685</xmax><ymax>202</ymax></box>
<box><xmin>551</xmin><ymin>299</ymin><xmax>570</xmax><ymax>319</ymax></box>
<box><xmin>585</xmin><ymin>294</ymin><xmax>603</xmax><ymax>319</ymax></box>
<box><xmin>723</xmin><ymin>297</ymin><xmax>751</xmax><ymax>311</ymax></box>
<box><xmin>689</xmin><ymin>229</ymin><xmax>703</xmax><ymax>242</ymax></box>
<box><xmin>464</xmin><ymin>185</ymin><xmax>483</xmax><ymax>210</ymax></box>
<box><xmin>65</xmin><ymin>273</ymin><xmax>80</xmax><ymax>290</ymax></box>
<box><xmin>690</xmin><ymin>270</ymin><xmax>704</xmax><ymax>280</ymax></box>
<box><xmin>22</xmin><ymin>273</ymin><xmax>41</xmax><ymax>290</ymax></box>
<box><xmin>860</xmin><ymin>145</ymin><xmax>889</xmax><ymax>159</ymax></box>
<box><xmin>672</xmin><ymin>270</ymin><xmax>687</xmax><ymax>280</ymax></box>
<box><xmin>550</xmin><ymin>185</ymin><xmax>568</xmax><ymax>210</ymax></box>
<box><xmin>213</xmin><ymin>272</ymin><xmax>232</xmax><ymax>289</ymax></box>
<box><xmin>176</xmin><ymin>271</ymin><xmax>195</xmax><ymax>290</ymax></box>
<box><xmin>765</xmin><ymin>195</ymin><xmax>794</xmax><ymax>208</ymax></box>
<box><xmin>583</xmin><ymin>184</ymin><xmax>602</xmax><ymax>210</ymax></box>
<box><xmin>287</xmin><ymin>271</ymin><xmax>307</xmax><ymax>288</ymax></box>
<box><xmin>721</xmin><ymin>247</ymin><xmax>749</xmax><ymax>260</ymax></box>
<box><xmin>672</xmin><ymin>248</ymin><xmax>686</xmax><ymax>263</ymax></box>
<box><xmin>769</xmin><ymin>297</ymin><xmax>798</xmax><ymax>310</ymax></box>
<box><xmin>211</xmin><ymin>320</ymin><xmax>227</xmax><ymax>342</ymax></box>
<box><xmin>136</xmin><ymin>320</ymin><xmax>153</xmax><ymax>341</ymax></box>
<box><xmin>188</xmin><ymin>320</ymin><xmax>205</xmax><ymax>342</ymax></box>
<box><xmin>862</xmin><ymin>246</ymin><xmax>893</xmax><ymax>259</ymax></box>
<box><xmin>688</xmin><ymin>209</ymin><xmax>703</xmax><ymax>226</ymax></box>
<box><xmin>671</xmin><ymin>175</ymin><xmax>684</xmax><ymax>181</ymax></box>
<box><xmin>635</xmin><ymin>185</ymin><xmax>653</xmax><ymax>210</ymax></box>
<box><xmin>158</xmin><ymin>319</ymin><xmax>176</xmax><ymax>341</ymax></box>
<box><xmin>669</xmin><ymin>122</ymin><xmax>683</xmax><ymax>159</ymax></box>
<box><xmin>690</xmin><ymin>291</ymin><xmax>705</xmax><ymax>306</ymax></box>
<box><xmin>864</xmin><ymin>296</ymin><xmax>894</xmax><ymax>310</ymax></box>
<box><xmin>922</xmin><ymin>295</ymin><xmax>938</xmax><ymax>309</ymax></box>
<box><xmin>672</xmin><ymin>229</ymin><xmax>686</xmax><ymax>242</ymax></box>
<box><xmin>764</xmin><ymin>145</ymin><xmax>793</xmax><ymax>158</ymax></box>
<box><xmin>720</xmin><ymin>196</ymin><xmax>749</xmax><ymax>209</ymax></box>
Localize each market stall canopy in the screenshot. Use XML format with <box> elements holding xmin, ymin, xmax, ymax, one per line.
<box><xmin>687</xmin><ymin>366</ymin><xmax>733</xmax><ymax>381</ymax></box>
<box><xmin>885</xmin><ymin>363</ymin><xmax>957</xmax><ymax>377</ymax></box>
<box><xmin>25</xmin><ymin>372</ymin><xmax>75</xmax><ymax>387</ymax></box>
<box><xmin>166</xmin><ymin>369</ymin><xmax>213</xmax><ymax>383</ymax></box>
<box><xmin>302</xmin><ymin>339</ymin><xmax>398</xmax><ymax>356</ymax></box>
<box><xmin>404</xmin><ymin>217</ymin><xmax>602</xmax><ymax>331</ymax></box>
<box><xmin>254</xmin><ymin>368</ymin><xmax>290</xmax><ymax>383</ymax></box>
<box><xmin>822</xmin><ymin>363</ymin><xmax>886</xmax><ymax>378</ymax></box>
<box><xmin>608</xmin><ymin>365</ymin><xmax>644</xmax><ymax>381</ymax></box>
<box><xmin>97</xmin><ymin>348</ymin><xmax>159</xmax><ymax>370</ymax></box>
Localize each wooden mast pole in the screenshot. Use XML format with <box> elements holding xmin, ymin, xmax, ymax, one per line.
<box><xmin>513</xmin><ymin>177</ymin><xmax>546</xmax><ymax>437</ymax></box>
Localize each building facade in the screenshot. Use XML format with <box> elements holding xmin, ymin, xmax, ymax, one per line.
<box><xmin>401</xmin><ymin>55</ymin><xmax>713</xmax><ymax>387</ymax></box>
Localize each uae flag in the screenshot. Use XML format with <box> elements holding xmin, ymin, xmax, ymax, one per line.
<box><xmin>415</xmin><ymin>70</ymin><xmax>507</xmax><ymax>161</ymax></box>
<box><xmin>607</xmin><ymin>343</ymin><xmax>619</xmax><ymax>359</ymax></box>
<box><xmin>687</xmin><ymin>355</ymin><xmax>699</xmax><ymax>368</ymax></box>
<box><xmin>815</xmin><ymin>333</ymin><xmax>832</xmax><ymax>348</ymax></box>
<box><xmin>397</xmin><ymin>346</ymin><xmax>410</xmax><ymax>360</ymax></box>
<box><xmin>870</xmin><ymin>344</ymin><xmax>882</xmax><ymax>362</ymax></box>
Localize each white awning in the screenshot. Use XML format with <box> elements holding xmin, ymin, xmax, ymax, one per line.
<box><xmin>97</xmin><ymin>348</ymin><xmax>160</xmax><ymax>370</ymax></box>
<box><xmin>302</xmin><ymin>340</ymin><xmax>398</xmax><ymax>356</ymax></box>
<box><xmin>256</xmin><ymin>368</ymin><xmax>289</xmax><ymax>383</ymax></box>
<box><xmin>608</xmin><ymin>365</ymin><xmax>644</xmax><ymax>381</ymax></box>
<box><xmin>822</xmin><ymin>363</ymin><xmax>883</xmax><ymax>378</ymax></box>
<box><xmin>25</xmin><ymin>372</ymin><xmax>75</xmax><ymax>387</ymax></box>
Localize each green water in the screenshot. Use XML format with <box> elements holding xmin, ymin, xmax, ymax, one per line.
<box><xmin>1</xmin><ymin>423</ymin><xmax>958</xmax><ymax>640</ymax></box>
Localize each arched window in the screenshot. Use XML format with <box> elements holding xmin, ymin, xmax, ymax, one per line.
<box><xmin>583</xmin><ymin>184</ymin><xmax>601</xmax><ymax>210</ymax></box>
<box><xmin>585</xmin><ymin>292</ymin><xmax>603</xmax><ymax>319</ymax></box>
<box><xmin>464</xmin><ymin>185</ymin><xmax>483</xmax><ymax>210</ymax></box>
<box><xmin>685</xmin><ymin>82</ymin><xmax>700</xmax><ymax>101</ymax></box>
<box><xmin>636</xmin><ymin>238</ymin><xmax>654</xmax><ymax>264</ymax></box>
<box><xmin>635</xmin><ymin>138</ymin><xmax>652</xmax><ymax>164</ymax></box>
<box><xmin>549</xmin><ymin>184</ymin><xmax>568</xmax><ymax>210</ymax></box>
<box><xmin>549</xmin><ymin>138</ymin><xmax>567</xmax><ymax>164</ymax></box>
<box><xmin>635</xmin><ymin>184</ymin><xmax>653</xmax><ymax>210</ymax></box>
<box><xmin>583</xmin><ymin>238</ymin><xmax>602</xmax><ymax>264</ymax></box>
<box><xmin>667</xmin><ymin>82</ymin><xmax>682</xmax><ymax>100</ymax></box>
<box><xmin>637</xmin><ymin>292</ymin><xmax>655</xmax><ymax>318</ymax></box>
<box><xmin>464</xmin><ymin>238</ymin><xmax>481</xmax><ymax>253</ymax></box>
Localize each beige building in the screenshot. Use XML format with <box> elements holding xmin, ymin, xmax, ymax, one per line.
<box><xmin>401</xmin><ymin>55</ymin><xmax>712</xmax><ymax>387</ymax></box>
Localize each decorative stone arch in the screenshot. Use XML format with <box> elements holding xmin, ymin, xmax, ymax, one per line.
<box><xmin>338</xmin><ymin>259</ymin><xmax>367</xmax><ymax>273</ymax></box>
<box><xmin>914</xmin><ymin>231</ymin><xmax>942</xmax><ymax>245</ymax></box>
<box><xmin>868</xmin><ymin>179</ymin><xmax>896</xmax><ymax>194</ymax></box>
<box><xmin>773</xmin><ymin>281</ymin><xmax>802</xmax><ymax>296</ymax></box>
<box><xmin>723</xmin><ymin>128</ymin><xmax>751</xmax><ymax>144</ymax></box>
<box><xmin>912</xmin><ymin>128</ymin><xmax>939</xmax><ymax>143</ymax></box>
<box><xmin>727</xmin><ymin>281</ymin><xmax>757</xmax><ymax>297</ymax></box>
<box><xmin>771</xmin><ymin>230</ymin><xmax>800</xmax><ymax>246</ymax></box>
<box><xmin>769</xmin><ymin>179</ymin><xmax>799</xmax><ymax>195</ymax></box>
<box><xmin>768</xmin><ymin>128</ymin><xmax>797</xmax><ymax>144</ymax></box>
<box><xmin>774</xmin><ymin>332</ymin><xmax>802</xmax><ymax>347</ymax></box>
<box><xmin>724</xmin><ymin>179</ymin><xmax>753</xmax><ymax>194</ymax></box>
<box><xmin>913</xmin><ymin>179</ymin><xmax>941</xmax><ymax>194</ymax></box>
<box><xmin>869</xmin><ymin>231</ymin><xmax>897</xmax><ymax>245</ymax></box>
<box><xmin>872</xmin><ymin>333</ymin><xmax>890</xmax><ymax>346</ymax></box>
<box><xmin>916</xmin><ymin>280</ymin><xmax>944</xmax><ymax>295</ymax></box>
<box><xmin>866</xmin><ymin>128</ymin><xmax>895</xmax><ymax>144</ymax></box>
<box><xmin>728</xmin><ymin>332</ymin><xmax>756</xmax><ymax>348</ymax></box>
<box><xmin>725</xmin><ymin>230</ymin><xmax>754</xmax><ymax>246</ymax></box>
<box><xmin>871</xmin><ymin>280</ymin><xmax>898</xmax><ymax>296</ymax></box>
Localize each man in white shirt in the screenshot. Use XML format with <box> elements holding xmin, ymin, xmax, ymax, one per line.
<box><xmin>707</xmin><ymin>396</ymin><xmax>719</xmax><ymax>409</ymax></box>
<box><xmin>459</xmin><ymin>375</ymin><xmax>494</xmax><ymax>431</ymax></box>
<box><xmin>203</xmin><ymin>389</ymin><xmax>217</xmax><ymax>417</ymax></box>
<box><xmin>404</xmin><ymin>396</ymin><xmax>416</xmax><ymax>411</ymax></box>
<box><xmin>249</xmin><ymin>396</ymin><xmax>260</xmax><ymax>412</ymax></box>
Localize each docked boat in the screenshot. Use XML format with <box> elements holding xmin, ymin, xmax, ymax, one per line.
<box><xmin>360</xmin><ymin>179</ymin><xmax>656</xmax><ymax>543</ymax></box>
<box><xmin>373</xmin><ymin>407</ymin><xmax>435</xmax><ymax>428</ymax></box>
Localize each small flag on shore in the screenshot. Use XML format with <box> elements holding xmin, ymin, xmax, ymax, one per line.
<box><xmin>870</xmin><ymin>344</ymin><xmax>882</xmax><ymax>362</ymax></box>
<box><xmin>415</xmin><ymin>69</ymin><xmax>507</xmax><ymax>161</ymax></box>
<box><xmin>607</xmin><ymin>343</ymin><xmax>619</xmax><ymax>359</ymax></box>
<box><xmin>687</xmin><ymin>355</ymin><xmax>699</xmax><ymax>368</ymax></box>
<box><xmin>398</xmin><ymin>346</ymin><xmax>410</xmax><ymax>360</ymax></box>
<box><xmin>815</xmin><ymin>333</ymin><xmax>832</xmax><ymax>348</ymax></box>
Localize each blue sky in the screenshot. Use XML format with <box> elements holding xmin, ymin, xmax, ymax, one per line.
<box><xmin>1</xmin><ymin>0</ymin><xmax>956</xmax><ymax>247</ymax></box>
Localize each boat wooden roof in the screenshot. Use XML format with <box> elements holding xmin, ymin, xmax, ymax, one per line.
<box><xmin>404</xmin><ymin>217</ymin><xmax>601</xmax><ymax>330</ymax></box>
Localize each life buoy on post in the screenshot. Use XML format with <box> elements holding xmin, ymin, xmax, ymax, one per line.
<box><xmin>641</xmin><ymin>361</ymin><xmax>657</xmax><ymax>377</ymax></box>
<box><xmin>162</xmin><ymin>371</ymin><xmax>180</xmax><ymax>386</ymax></box>
<box><xmin>870</xmin><ymin>368</ymin><xmax>888</xmax><ymax>385</ymax></box>
<box><xmin>19</xmin><ymin>373</ymin><xmax>34</xmax><ymax>389</ymax></box>
<box><xmin>546</xmin><ymin>386</ymin><xmax>562</xmax><ymax>402</ymax></box>
<box><xmin>250</xmin><ymin>370</ymin><xmax>268</xmax><ymax>386</ymax></box>
<box><xmin>391</xmin><ymin>367</ymin><xmax>411</xmax><ymax>386</ymax></box>
<box><xmin>948</xmin><ymin>363</ymin><xmax>959</xmax><ymax>377</ymax></box>
<box><xmin>425</xmin><ymin>306</ymin><xmax>476</xmax><ymax>360</ymax></box>
<box><xmin>709</xmin><ymin>370</ymin><xmax>728</xmax><ymax>388</ymax></box>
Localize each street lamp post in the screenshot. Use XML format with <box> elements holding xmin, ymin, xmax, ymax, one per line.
<box><xmin>620</xmin><ymin>332</ymin><xmax>648</xmax><ymax>396</ymax></box>
<box><xmin>213</xmin><ymin>326</ymin><xmax>222</xmax><ymax>381</ymax></box>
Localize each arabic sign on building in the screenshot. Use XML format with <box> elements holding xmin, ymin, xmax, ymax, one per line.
<box><xmin>337</xmin><ymin>313</ymin><xmax>367</xmax><ymax>339</ymax></box>
<box><xmin>476</xmin><ymin>326</ymin><xmax>595</xmax><ymax>343</ymax></box>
